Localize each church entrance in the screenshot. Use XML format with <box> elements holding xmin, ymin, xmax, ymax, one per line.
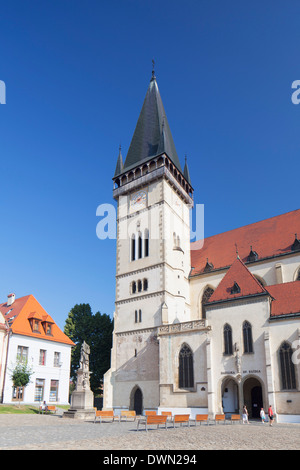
<box><xmin>243</xmin><ymin>377</ymin><xmax>263</xmax><ymax>419</ymax></box>
<box><xmin>221</xmin><ymin>377</ymin><xmax>239</xmax><ymax>416</ymax></box>
<box><xmin>130</xmin><ymin>386</ymin><xmax>143</xmax><ymax>415</ymax></box>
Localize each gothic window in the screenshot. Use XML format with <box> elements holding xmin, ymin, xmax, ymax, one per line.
<box><xmin>297</xmin><ymin>268</ymin><xmax>300</xmax><ymax>281</ymax></box>
<box><xmin>223</xmin><ymin>324</ymin><xmax>233</xmax><ymax>355</ymax></box>
<box><xmin>243</xmin><ymin>321</ymin><xmax>253</xmax><ymax>353</ymax></box>
<box><xmin>201</xmin><ymin>286</ymin><xmax>214</xmax><ymax>319</ymax></box>
<box><xmin>279</xmin><ymin>342</ymin><xmax>296</xmax><ymax>390</ymax></box>
<box><xmin>144</xmin><ymin>229</ymin><xmax>149</xmax><ymax>257</ymax></box>
<box><xmin>179</xmin><ymin>345</ymin><xmax>194</xmax><ymax>389</ymax></box>
<box><xmin>131</xmin><ymin>235</ymin><xmax>136</xmax><ymax>261</ymax></box>
<box><xmin>138</xmin><ymin>233</ymin><xmax>142</xmax><ymax>259</ymax></box>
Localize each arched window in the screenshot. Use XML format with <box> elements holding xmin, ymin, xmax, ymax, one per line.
<box><xmin>144</xmin><ymin>229</ymin><xmax>149</xmax><ymax>257</ymax></box>
<box><xmin>201</xmin><ymin>286</ymin><xmax>214</xmax><ymax>319</ymax></box>
<box><xmin>224</xmin><ymin>324</ymin><xmax>233</xmax><ymax>355</ymax></box>
<box><xmin>297</xmin><ymin>268</ymin><xmax>300</xmax><ymax>281</ymax></box>
<box><xmin>131</xmin><ymin>235</ymin><xmax>136</xmax><ymax>261</ymax></box>
<box><xmin>143</xmin><ymin>279</ymin><xmax>148</xmax><ymax>291</ymax></box>
<box><xmin>138</xmin><ymin>233</ymin><xmax>142</xmax><ymax>259</ymax></box>
<box><xmin>138</xmin><ymin>280</ymin><xmax>142</xmax><ymax>292</ymax></box>
<box><xmin>179</xmin><ymin>344</ymin><xmax>194</xmax><ymax>389</ymax></box>
<box><xmin>132</xmin><ymin>281</ymin><xmax>136</xmax><ymax>294</ymax></box>
<box><xmin>243</xmin><ymin>321</ymin><xmax>253</xmax><ymax>353</ymax></box>
<box><xmin>279</xmin><ymin>342</ymin><xmax>296</xmax><ymax>390</ymax></box>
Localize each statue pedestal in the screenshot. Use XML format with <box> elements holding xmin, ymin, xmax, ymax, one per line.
<box><xmin>63</xmin><ymin>342</ymin><xmax>95</xmax><ymax>420</ymax></box>
<box><xmin>63</xmin><ymin>389</ymin><xmax>95</xmax><ymax>420</ymax></box>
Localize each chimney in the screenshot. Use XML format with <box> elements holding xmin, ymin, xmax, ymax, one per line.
<box><xmin>7</xmin><ymin>293</ymin><xmax>16</xmax><ymax>307</ymax></box>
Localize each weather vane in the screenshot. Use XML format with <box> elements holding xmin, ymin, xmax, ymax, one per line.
<box><xmin>152</xmin><ymin>59</ymin><xmax>155</xmax><ymax>79</ymax></box>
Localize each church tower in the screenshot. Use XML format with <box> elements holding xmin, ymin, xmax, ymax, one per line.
<box><xmin>103</xmin><ymin>69</ymin><xmax>193</xmax><ymax>413</ymax></box>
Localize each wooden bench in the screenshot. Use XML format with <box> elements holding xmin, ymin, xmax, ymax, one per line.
<box><xmin>39</xmin><ymin>405</ymin><xmax>57</xmax><ymax>414</ymax></box>
<box><xmin>161</xmin><ymin>411</ymin><xmax>172</xmax><ymax>421</ymax></box>
<box><xmin>173</xmin><ymin>414</ymin><xmax>190</xmax><ymax>427</ymax></box>
<box><xmin>193</xmin><ymin>414</ymin><xmax>209</xmax><ymax>425</ymax></box>
<box><xmin>94</xmin><ymin>410</ymin><xmax>119</xmax><ymax>423</ymax></box>
<box><xmin>137</xmin><ymin>414</ymin><xmax>168</xmax><ymax>432</ymax></box>
<box><xmin>145</xmin><ymin>410</ymin><xmax>157</xmax><ymax>416</ymax></box>
<box><xmin>230</xmin><ymin>414</ymin><xmax>242</xmax><ymax>424</ymax></box>
<box><xmin>119</xmin><ymin>410</ymin><xmax>137</xmax><ymax>422</ymax></box>
<box><xmin>214</xmin><ymin>414</ymin><xmax>226</xmax><ymax>424</ymax></box>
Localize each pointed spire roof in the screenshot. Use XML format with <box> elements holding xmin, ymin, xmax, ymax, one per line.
<box><xmin>114</xmin><ymin>145</ymin><xmax>124</xmax><ymax>177</ymax></box>
<box><xmin>183</xmin><ymin>156</ymin><xmax>191</xmax><ymax>185</ymax></box>
<box><xmin>121</xmin><ymin>73</ymin><xmax>182</xmax><ymax>174</ymax></box>
<box><xmin>207</xmin><ymin>257</ymin><xmax>267</xmax><ymax>304</ymax></box>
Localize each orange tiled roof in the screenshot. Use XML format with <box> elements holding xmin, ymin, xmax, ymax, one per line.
<box><xmin>0</xmin><ymin>295</ymin><xmax>74</xmax><ymax>346</ymax></box>
<box><xmin>191</xmin><ymin>209</ymin><xmax>300</xmax><ymax>276</ymax></box>
<box><xmin>207</xmin><ymin>257</ymin><xmax>267</xmax><ymax>304</ymax></box>
<box><xmin>267</xmin><ymin>282</ymin><xmax>300</xmax><ymax>317</ymax></box>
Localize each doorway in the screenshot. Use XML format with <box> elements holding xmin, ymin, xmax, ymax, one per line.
<box><xmin>243</xmin><ymin>377</ymin><xmax>263</xmax><ymax>419</ymax></box>
<box><xmin>130</xmin><ymin>386</ymin><xmax>143</xmax><ymax>415</ymax></box>
<box><xmin>221</xmin><ymin>377</ymin><xmax>239</xmax><ymax>416</ymax></box>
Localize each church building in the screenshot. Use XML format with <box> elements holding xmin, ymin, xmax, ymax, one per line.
<box><xmin>103</xmin><ymin>70</ymin><xmax>300</xmax><ymax>423</ymax></box>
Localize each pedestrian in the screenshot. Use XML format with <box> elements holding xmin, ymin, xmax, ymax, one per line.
<box><xmin>242</xmin><ymin>405</ymin><xmax>249</xmax><ymax>424</ymax></box>
<box><xmin>268</xmin><ymin>405</ymin><xmax>274</xmax><ymax>426</ymax></box>
<box><xmin>260</xmin><ymin>408</ymin><xmax>266</xmax><ymax>423</ymax></box>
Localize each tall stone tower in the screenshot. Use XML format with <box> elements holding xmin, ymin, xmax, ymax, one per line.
<box><xmin>103</xmin><ymin>70</ymin><xmax>193</xmax><ymax>414</ymax></box>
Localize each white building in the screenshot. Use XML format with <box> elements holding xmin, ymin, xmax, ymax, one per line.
<box><xmin>0</xmin><ymin>294</ymin><xmax>74</xmax><ymax>405</ymax></box>
<box><xmin>103</xmin><ymin>70</ymin><xmax>300</xmax><ymax>423</ymax></box>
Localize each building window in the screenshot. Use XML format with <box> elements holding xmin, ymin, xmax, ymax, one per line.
<box><xmin>17</xmin><ymin>346</ymin><xmax>28</xmax><ymax>364</ymax></box>
<box><xmin>297</xmin><ymin>268</ymin><xmax>300</xmax><ymax>281</ymax></box>
<box><xmin>132</xmin><ymin>281</ymin><xmax>137</xmax><ymax>294</ymax></box>
<box><xmin>34</xmin><ymin>379</ymin><xmax>45</xmax><ymax>402</ymax></box>
<box><xmin>39</xmin><ymin>349</ymin><xmax>46</xmax><ymax>366</ymax></box>
<box><xmin>138</xmin><ymin>233</ymin><xmax>142</xmax><ymax>259</ymax></box>
<box><xmin>138</xmin><ymin>280</ymin><xmax>142</xmax><ymax>292</ymax></box>
<box><xmin>223</xmin><ymin>324</ymin><xmax>233</xmax><ymax>355</ymax></box>
<box><xmin>144</xmin><ymin>229</ymin><xmax>149</xmax><ymax>257</ymax></box>
<box><xmin>201</xmin><ymin>286</ymin><xmax>214</xmax><ymax>319</ymax></box>
<box><xmin>131</xmin><ymin>235</ymin><xmax>136</xmax><ymax>261</ymax></box>
<box><xmin>12</xmin><ymin>386</ymin><xmax>24</xmax><ymax>402</ymax></box>
<box><xmin>179</xmin><ymin>345</ymin><xmax>194</xmax><ymax>389</ymax></box>
<box><xmin>54</xmin><ymin>352</ymin><xmax>61</xmax><ymax>367</ymax></box>
<box><xmin>49</xmin><ymin>380</ymin><xmax>59</xmax><ymax>402</ymax></box>
<box><xmin>143</xmin><ymin>279</ymin><xmax>148</xmax><ymax>291</ymax></box>
<box><xmin>243</xmin><ymin>321</ymin><xmax>253</xmax><ymax>353</ymax></box>
<box><xmin>279</xmin><ymin>342</ymin><xmax>296</xmax><ymax>390</ymax></box>
<box><xmin>135</xmin><ymin>310</ymin><xmax>142</xmax><ymax>323</ymax></box>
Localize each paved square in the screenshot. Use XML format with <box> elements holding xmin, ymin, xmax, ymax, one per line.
<box><xmin>0</xmin><ymin>414</ymin><xmax>299</xmax><ymax>450</ymax></box>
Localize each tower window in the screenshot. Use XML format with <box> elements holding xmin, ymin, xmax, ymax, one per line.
<box><xmin>144</xmin><ymin>229</ymin><xmax>149</xmax><ymax>257</ymax></box>
<box><xmin>131</xmin><ymin>235</ymin><xmax>136</xmax><ymax>261</ymax></box>
<box><xmin>138</xmin><ymin>233</ymin><xmax>142</xmax><ymax>259</ymax></box>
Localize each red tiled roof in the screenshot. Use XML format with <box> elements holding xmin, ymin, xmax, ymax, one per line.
<box><xmin>191</xmin><ymin>209</ymin><xmax>300</xmax><ymax>276</ymax></box>
<box><xmin>0</xmin><ymin>295</ymin><xmax>74</xmax><ymax>346</ymax></box>
<box><xmin>267</xmin><ymin>282</ymin><xmax>300</xmax><ymax>317</ymax></box>
<box><xmin>208</xmin><ymin>257</ymin><xmax>267</xmax><ymax>303</ymax></box>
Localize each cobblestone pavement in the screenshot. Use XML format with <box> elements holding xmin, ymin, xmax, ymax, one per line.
<box><xmin>0</xmin><ymin>414</ymin><xmax>299</xmax><ymax>450</ymax></box>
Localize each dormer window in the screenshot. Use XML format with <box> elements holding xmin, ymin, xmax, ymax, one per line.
<box><xmin>231</xmin><ymin>282</ymin><xmax>241</xmax><ymax>294</ymax></box>
<box><xmin>203</xmin><ymin>259</ymin><xmax>214</xmax><ymax>272</ymax></box>
<box><xmin>291</xmin><ymin>234</ymin><xmax>300</xmax><ymax>252</ymax></box>
<box><xmin>28</xmin><ymin>312</ymin><xmax>42</xmax><ymax>333</ymax></box>
<box><xmin>247</xmin><ymin>246</ymin><xmax>258</xmax><ymax>262</ymax></box>
<box><xmin>41</xmin><ymin>315</ymin><xmax>54</xmax><ymax>335</ymax></box>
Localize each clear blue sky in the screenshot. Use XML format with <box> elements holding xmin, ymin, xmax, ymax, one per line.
<box><xmin>0</xmin><ymin>0</ymin><xmax>299</xmax><ymax>329</ymax></box>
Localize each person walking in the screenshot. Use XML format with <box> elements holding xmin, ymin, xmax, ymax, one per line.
<box><xmin>242</xmin><ymin>405</ymin><xmax>249</xmax><ymax>424</ymax></box>
<box><xmin>260</xmin><ymin>408</ymin><xmax>266</xmax><ymax>423</ymax></box>
<box><xmin>268</xmin><ymin>405</ymin><xmax>274</xmax><ymax>426</ymax></box>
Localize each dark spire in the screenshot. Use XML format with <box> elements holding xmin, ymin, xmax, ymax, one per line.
<box><xmin>183</xmin><ymin>155</ymin><xmax>191</xmax><ymax>185</ymax></box>
<box><xmin>114</xmin><ymin>145</ymin><xmax>124</xmax><ymax>177</ymax></box>
<box><xmin>121</xmin><ymin>72</ymin><xmax>182</xmax><ymax>174</ymax></box>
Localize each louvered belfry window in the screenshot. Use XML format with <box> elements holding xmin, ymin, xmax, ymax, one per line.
<box><xmin>279</xmin><ymin>342</ymin><xmax>296</xmax><ymax>390</ymax></box>
<box><xmin>179</xmin><ymin>345</ymin><xmax>194</xmax><ymax>389</ymax></box>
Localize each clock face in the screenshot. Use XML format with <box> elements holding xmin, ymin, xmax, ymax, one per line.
<box><xmin>131</xmin><ymin>190</ymin><xmax>147</xmax><ymax>210</ymax></box>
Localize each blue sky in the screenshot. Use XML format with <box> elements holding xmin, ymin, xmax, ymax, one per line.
<box><xmin>0</xmin><ymin>0</ymin><xmax>299</xmax><ymax>330</ymax></box>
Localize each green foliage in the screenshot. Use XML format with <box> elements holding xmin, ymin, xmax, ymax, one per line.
<box><xmin>10</xmin><ymin>362</ymin><xmax>33</xmax><ymax>388</ymax></box>
<box><xmin>64</xmin><ymin>303</ymin><xmax>113</xmax><ymax>395</ymax></box>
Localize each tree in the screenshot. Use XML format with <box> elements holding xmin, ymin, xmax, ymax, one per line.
<box><xmin>10</xmin><ymin>362</ymin><xmax>33</xmax><ymax>406</ymax></box>
<box><xmin>64</xmin><ymin>303</ymin><xmax>113</xmax><ymax>395</ymax></box>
